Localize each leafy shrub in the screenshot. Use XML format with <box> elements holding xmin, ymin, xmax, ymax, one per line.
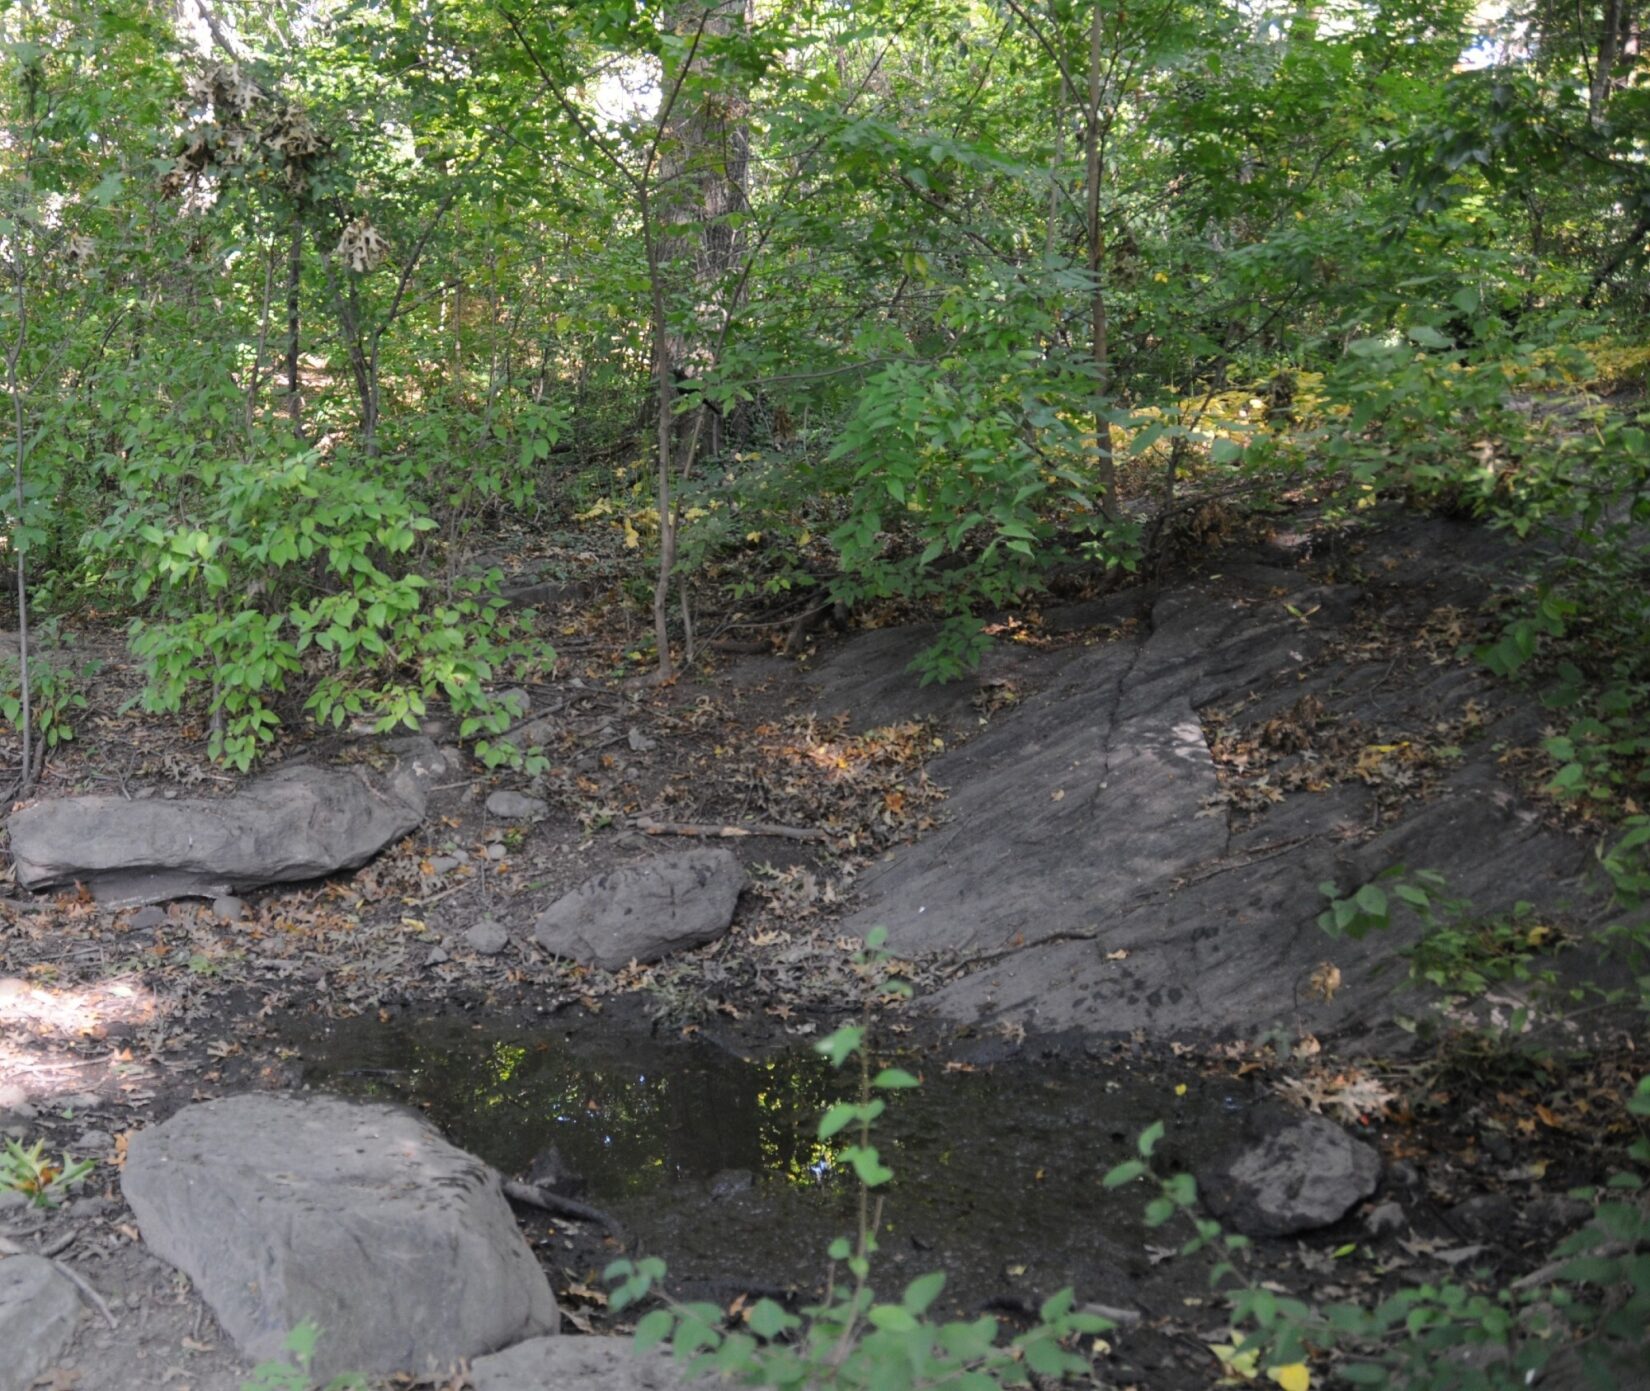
<box><xmin>88</xmin><ymin>437</ymin><xmax>549</xmax><ymax>770</ymax></box>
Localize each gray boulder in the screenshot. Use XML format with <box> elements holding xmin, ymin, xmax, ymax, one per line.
<box><xmin>0</xmin><ymin>1256</ymin><xmax>82</xmax><ymax>1391</ymax></box>
<box><xmin>121</xmin><ymin>1094</ymin><xmax>557</xmax><ymax>1378</ymax></box>
<box><xmin>10</xmin><ymin>738</ymin><xmax>443</xmax><ymax>906</ymax></box>
<box><xmin>1198</xmin><ymin>1110</ymin><xmax>1380</xmax><ymax>1237</ymax></box>
<box><xmin>533</xmin><ymin>850</ymin><xmax>745</xmax><ymax>970</ymax></box>
<box><xmin>470</xmin><ymin>1337</ymin><xmax>696</xmax><ymax>1391</ymax></box>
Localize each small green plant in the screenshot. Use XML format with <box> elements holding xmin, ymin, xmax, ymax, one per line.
<box><xmin>0</xmin><ymin>1137</ymin><xmax>94</xmax><ymax>1208</ymax></box>
<box><xmin>0</xmin><ymin>657</ymin><xmax>98</xmax><ymax>750</ymax></box>
<box><xmin>1317</xmin><ymin>869</ymin><xmax>1567</xmax><ymax>999</ymax></box>
<box><xmin>239</xmin><ymin>1321</ymin><xmax>367</xmax><ymax>1391</ymax></box>
<box><xmin>607</xmin><ymin>927</ymin><xmax>1112</xmax><ymax>1389</ymax></box>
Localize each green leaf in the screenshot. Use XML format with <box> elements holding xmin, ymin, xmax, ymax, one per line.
<box><xmin>634</xmin><ymin>1308</ymin><xmax>675</xmax><ymax>1351</ymax></box>
<box><xmin>867</xmin><ymin>1304</ymin><xmax>918</xmax><ymax>1332</ymax></box>
<box><xmin>872</xmin><ymin>1067</ymin><xmax>920</xmax><ymax>1090</ymax></box>
<box><xmin>902</xmin><ymin>1271</ymin><xmax>946</xmax><ymax>1315</ymax></box>
<box><xmin>1102</xmin><ymin>1159</ymin><xmax>1146</xmax><ymax>1188</ymax></box>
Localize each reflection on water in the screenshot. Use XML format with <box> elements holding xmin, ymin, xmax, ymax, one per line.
<box><xmin>299</xmin><ymin>1018</ymin><xmax>842</xmax><ymax>1200</ymax></box>
<box><xmin>293</xmin><ymin>1014</ymin><xmax>1255</xmax><ymax>1311</ymax></box>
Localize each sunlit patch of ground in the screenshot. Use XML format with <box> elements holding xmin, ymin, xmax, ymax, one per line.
<box><xmin>0</xmin><ymin>973</ymin><xmax>160</xmax><ymax>1103</ymax></box>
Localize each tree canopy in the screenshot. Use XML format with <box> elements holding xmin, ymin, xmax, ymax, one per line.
<box><xmin>2</xmin><ymin>0</ymin><xmax>1647</xmax><ymax>763</ymax></box>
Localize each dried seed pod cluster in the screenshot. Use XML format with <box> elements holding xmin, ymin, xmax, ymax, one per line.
<box><xmin>162</xmin><ymin>62</ymin><xmax>329</xmax><ymax>201</ymax></box>
<box><xmin>334</xmin><ymin>217</ymin><xmax>389</xmax><ymax>274</ymax></box>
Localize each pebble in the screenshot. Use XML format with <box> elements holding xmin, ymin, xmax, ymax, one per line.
<box><xmin>1364</xmin><ymin>1200</ymin><xmax>1407</xmax><ymax>1236</ymax></box>
<box><xmin>0</xmin><ymin>1082</ymin><xmax>28</xmax><ymax>1110</ymax></box>
<box><xmin>425</xmin><ymin>946</ymin><xmax>450</xmax><ymax>967</ymax></box>
<box><xmin>56</xmin><ymin>1093</ymin><xmax>101</xmax><ymax>1115</ymax></box>
<box><xmin>465</xmin><ymin>920</ymin><xmax>510</xmax><ymax>957</ymax></box>
<box><xmin>74</xmin><ymin>1129</ymin><xmax>114</xmax><ymax>1153</ymax></box>
<box><xmin>429</xmin><ymin>856</ymin><xmax>463</xmax><ymax>875</ymax></box>
<box><xmin>212</xmin><ymin>895</ymin><xmax>247</xmax><ymax>923</ymax></box>
<box><xmin>485</xmin><ymin>843</ymin><xmax>508</xmax><ymax>861</ymax></box>
<box><xmin>128</xmin><ymin>906</ymin><xmax>168</xmax><ymax>931</ymax></box>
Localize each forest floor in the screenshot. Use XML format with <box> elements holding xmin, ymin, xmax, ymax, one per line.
<box><xmin>1</xmin><ymin>500</ymin><xmax>1647</xmax><ymax>1389</ymax></box>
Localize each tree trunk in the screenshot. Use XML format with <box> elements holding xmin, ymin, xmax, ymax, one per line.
<box><xmin>285</xmin><ymin>217</ymin><xmax>304</xmax><ymax>439</ymax></box>
<box><xmin>1085</xmin><ymin>0</ymin><xmax>1118</xmax><ymax>519</ymax></box>
<box><xmin>1592</xmin><ymin>0</ymin><xmax>1624</xmax><ymax>125</ymax></box>
<box><xmin>647</xmin><ymin>0</ymin><xmax>755</xmax><ymax>679</ymax></box>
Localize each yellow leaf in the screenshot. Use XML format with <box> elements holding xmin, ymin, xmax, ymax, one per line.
<box><xmin>1210</xmin><ymin>1343</ymin><xmax>1259</xmax><ymax>1381</ymax></box>
<box><xmin>1174</xmin><ymin>1083</ymin><xmax>1188</xmax><ymax>1096</ymax></box>
<box><xmin>1153</xmin><ymin>271</ymin><xmax>1169</xmax><ymax>283</ymax></box>
<box><xmin>1269</xmin><ymin>1364</ymin><xmax>1311</xmax><ymax>1391</ymax></box>
<box><xmin>623</xmin><ymin>520</ymin><xmax>640</xmax><ymax>549</ymax></box>
<box><xmin>745</xmin><ymin>530</ymin><xmax>763</xmax><ymax>543</ymax></box>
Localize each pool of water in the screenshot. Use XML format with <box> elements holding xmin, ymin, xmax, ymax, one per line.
<box><xmin>291</xmin><ymin>1013</ymin><xmax>1261</xmax><ymax>1316</ymax></box>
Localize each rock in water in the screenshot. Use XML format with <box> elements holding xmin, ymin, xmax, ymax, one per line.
<box><xmin>533</xmin><ymin>849</ymin><xmax>745</xmax><ymax>970</ymax></box>
<box><xmin>1198</xmin><ymin>1109</ymin><xmax>1380</xmax><ymax>1237</ymax></box>
<box><xmin>0</xmin><ymin>1256</ymin><xmax>82</xmax><ymax>1391</ymax></box>
<box><xmin>121</xmin><ymin>1094</ymin><xmax>558</xmax><ymax>1378</ymax></box>
<box><xmin>471</xmin><ymin>1337</ymin><xmax>695</xmax><ymax>1391</ymax></box>
<box><xmin>9</xmin><ymin>738</ymin><xmax>443</xmax><ymax>905</ymax></box>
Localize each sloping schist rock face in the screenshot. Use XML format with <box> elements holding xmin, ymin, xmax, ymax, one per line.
<box><xmin>121</xmin><ymin>1094</ymin><xmax>558</xmax><ymax>1379</ymax></box>
<box><xmin>0</xmin><ymin>1255</ymin><xmax>82</xmax><ymax>1391</ymax></box>
<box><xmin>9</xmin><ymin>738</ymin><xmax>443</xmax><ymax>905</ymax></box>
<box><xmin>533</xmin><ymin>849</ymin><xmax>746</xmax><ymax>970</ymax></box>
<box><xmin>840</xmin><ymin>518</ymin><xmax>1600</xmax><ymax>1043</ymax></box>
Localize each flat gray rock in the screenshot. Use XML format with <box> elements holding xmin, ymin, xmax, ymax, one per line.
<box><xmin>121</xmin><ymin>1094</ymin><xmax>557</xmax><ymax>1378</ymax></box>
<box><xmin>533</xmin><ymin>850</ymin><xmax>745</xmax><ymax>970</ymax></box>
<box><xmin>11</xmin><ymin>738</ymin><xmax>444</xmax><ymax>906</ymax></box>
<box><xmin>0</xmin><ymin>1255</ymin><xmax>82</xmax><ymax>1391</ymax></box>
<box><xmin>1199</xmin><ymin>1110</ymin><xmax>1380</xmax><ymax>1237</ymax></box>
<box><xmin>470</xmin><ymin>1336</ymin><xmax>696</xmax><ymax>1391</ymax></box>
<box><xmin>486</xmin><ymin>790</ymin><xmax>547</xmax><ymax>820</ymax></box>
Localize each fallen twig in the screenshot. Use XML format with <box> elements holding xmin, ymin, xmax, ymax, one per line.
<box><xmin>502</xmin><ymin>1178</ymin><xmax>627</xmax><ymax>1243</ymax></box>
<box><xmin>632</xmin><ymin>816</ymin><xmax>829</xmax><ymax>843</ymax></box>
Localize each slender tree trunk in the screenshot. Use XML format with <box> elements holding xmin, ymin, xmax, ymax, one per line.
<box><xmin>246</xmin><ymin>237</ymin><xmax>276</xmax><ymax>444</ymax></box>
<box><xmin>647</xmin><ymin>0</ymin><xmax>755</xmax><ymax>678</ymax></box>
<box><xmin>643</xmin><ymin>192</ymin><xmax>678</xmax><ymax>680</ymax></box>
<box><xmin>285</xmin><ymin>217</ymin><xmax>304</xmax><ymax>439</ymax></box>
<box><xmin>6</xmin><ymin>268</ymin><xmax>32</xmax><ymax>797</ymax></box>
<box><xmin>1045</xmin><ymin>75</ymin><xmax>1067</xmax><ymax>265</ymax></box>
<box><xmin>1085</xmin><ymin>0</ymin><xmax>1118</xmax><ymax>519</ymax></box>
<box><xmin>1592</xmin><ymin>0</ymin><xmax>1624</xmax><ymax>125</ymax></box>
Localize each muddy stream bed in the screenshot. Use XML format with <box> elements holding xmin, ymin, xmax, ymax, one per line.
<box><xmin>289</xmin><ymin>1012</ymin><xmax>1263</xmax><ymax>1330</ymax></box>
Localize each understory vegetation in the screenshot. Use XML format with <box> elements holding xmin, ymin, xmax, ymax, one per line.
<box><xmin>3</xmin><ymin>0</ymin><xmax>1650</xmax><ymax>1388</ymax></box>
